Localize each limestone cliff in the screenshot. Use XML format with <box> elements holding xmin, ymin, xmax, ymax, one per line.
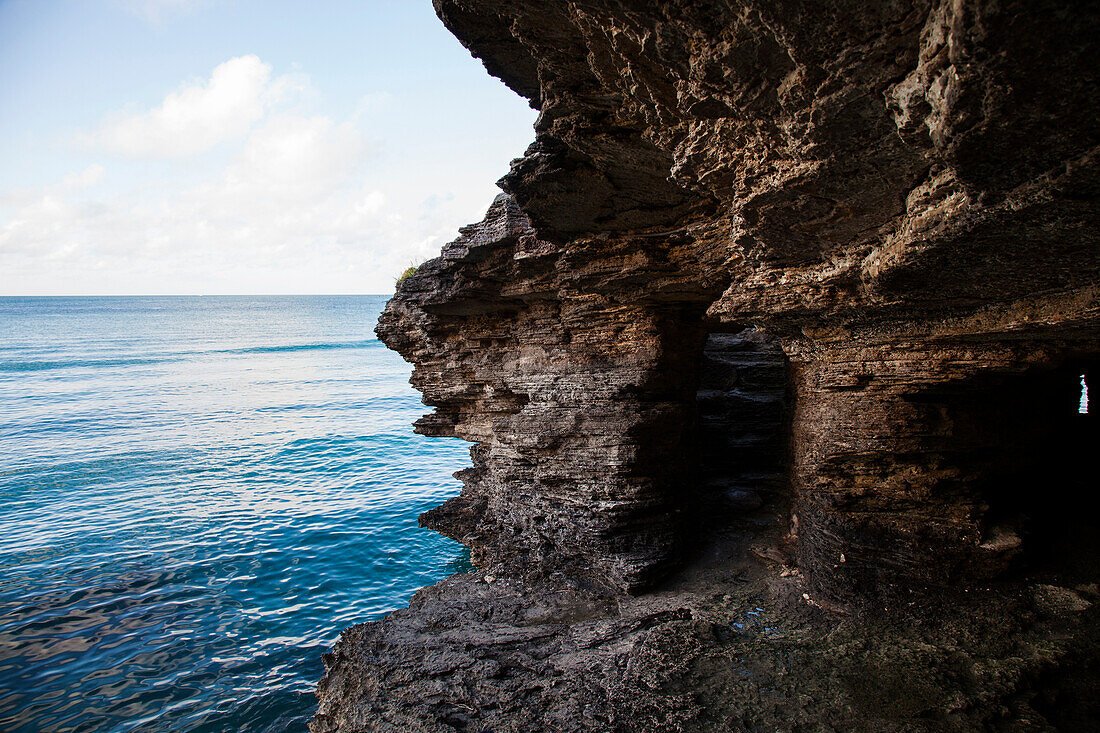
<box><xmin>313</xmin><ymin>1</ymin><xmax>1099</xmax><ymax>730</ymax></box>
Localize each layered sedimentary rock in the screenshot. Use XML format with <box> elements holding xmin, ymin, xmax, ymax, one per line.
<box><xmin>377</xmin><ymin>194</ymin><xmax>721</xmax><ymax>590</ymax></box>
<box><xmin>315</xmin><ymin>0</ymin><xmax>1099</xmax><ymax>729</ymax></box>
<box><xmin>379</xmin><ymin>0</ymin><xmax>1098</xmax><ymax>600</ymax></box>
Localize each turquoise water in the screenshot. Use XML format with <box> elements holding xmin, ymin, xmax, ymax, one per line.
<box><xmin>0</xmin><ymin>295</ymin><xmax>471</xmax><ymax>732</ymax></box>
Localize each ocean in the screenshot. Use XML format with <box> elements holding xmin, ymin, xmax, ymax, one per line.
<box><xmin>0</xmin><ymin>295</ymin><xmax>471</xmax><ymax>732</ymax></box>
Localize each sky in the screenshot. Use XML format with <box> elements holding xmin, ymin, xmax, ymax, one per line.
<box><xmin>0</xmin><ymin>0</ymin><xmax>538</xmax><ymax>295</ymax></box>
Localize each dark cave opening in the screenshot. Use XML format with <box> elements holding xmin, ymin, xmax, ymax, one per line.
<box><xmin>1021</xmin><ymin>361</ymin><xmax>1099</xmax><ymax>578</ymax></box>
<box><xmin>916</xmin><ymin>360</ymin><xmax>1099</xmax><ymax>582</ymax></box>
<box><xmin>693</xmin><ymin>328</ymin><xmax>791</xmax><ymax>527</ymax></box>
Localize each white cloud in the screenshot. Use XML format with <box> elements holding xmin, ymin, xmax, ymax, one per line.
<box><xmin>78</xmin><ymin>55</ymin><xmax>275</xmax><ymax>158</ymax></box>
<box><xmin>0</xmin><ymin>158</ymin><xmax>485</xmax><ymax>292</ymax></box>
<box><xmin>2</xmin><ymin>106</ymin><xmax>446</xmax><ymax>292</ymax></box>
<box><xmin>61</xmin><ymin>165</ymin><xmax>106</xmax><ymax>189</ymax></box>
<box><xmin>218</xmin><ymin>115</ymin><xmax>367</xmax><ymax>199</ymax></box>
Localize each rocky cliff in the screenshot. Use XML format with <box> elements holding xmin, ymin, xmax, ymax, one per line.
<box><xmin>313</xmin><ymin>1</ymin><xmax>1100</xmax><ymax>730</ymax></box>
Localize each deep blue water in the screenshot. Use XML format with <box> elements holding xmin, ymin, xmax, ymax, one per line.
<box><xmin>0</xmin><ymin>295</ymin><xmax>471</xmax><ymax>732</ymax></box>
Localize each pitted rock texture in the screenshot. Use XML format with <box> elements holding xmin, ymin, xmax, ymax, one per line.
<box><xmin>384</xmin><ymin>0</ymin><xmax>1099</xmax><ymax>599</ymax></box>
<box><xmin>312</xmin><ymin>516</ymin><xmax>1100</xmax><ymax>732</ymax></box>
<box><xmin>316</xmin><ymin>0</ymin><xmax>1100</xmax><ymax>729</ymax></box>
<box><xmin>440</xmin><ymin>0</ymin><xmax>1098</xmax><ymax>328</ymax></box>
<box><xmin>377</xmin><ymin>194</ymin><xmax>721</xmax><ymax>590</ymax></box>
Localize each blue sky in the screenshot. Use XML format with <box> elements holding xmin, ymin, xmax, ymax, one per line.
<box><xmin>0</xmin><ymin>0</ymin><xmax>537</xmax><ymax>294</ymax></box>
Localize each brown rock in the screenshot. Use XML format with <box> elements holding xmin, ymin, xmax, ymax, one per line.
<box><xmin>314</xmin><ymin>0</ymin><xmax>1100</xmax><ymax>728</ymax></box>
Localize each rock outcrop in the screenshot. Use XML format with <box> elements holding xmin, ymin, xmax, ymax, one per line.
<box><xmin>376</xmin><ymin>194</ymin><xmax>720</xmax><ymax>590</ymax></box>
<box><xmin>314</xmin><ymin>0</ymin><xmax>1099</xmax><ymax>729</ymax></box>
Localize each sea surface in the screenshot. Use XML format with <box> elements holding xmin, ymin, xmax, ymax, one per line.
<box><xmin>0</xmin><ymin>295</ymin><xmax>471</xmax><ymax>732</ymax></box>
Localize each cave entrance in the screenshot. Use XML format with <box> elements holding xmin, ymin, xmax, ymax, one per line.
<box><xmin>694</xmin><ymin>328</ymin><xmax>791</xmax><ymax>523</ymax></box>
<box><xmin>1022</xmin><ymin>361</ymin><xmax>1098</xmax><ymax>577</ymax></box>
<box><xmin>938</xmin><ymin>360</ymin><xmax>1098</xmax><ymax>580</ymax></box>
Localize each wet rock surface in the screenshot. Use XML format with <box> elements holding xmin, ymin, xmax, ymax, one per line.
<box><xmin>314</xmin><ymin>0</ymin><xmax>1099</xmax><ymax>729</ymax></box>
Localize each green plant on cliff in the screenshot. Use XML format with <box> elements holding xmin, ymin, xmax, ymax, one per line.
<box><xmin>395</xmin><ymin>265</ymin><xmax>418</xmax><ymax>287</ymax></box>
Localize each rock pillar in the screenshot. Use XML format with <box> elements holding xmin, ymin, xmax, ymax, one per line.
<box><xmin>379</xmin><ymin>195</ymin><xmax>717</xmax><ymax>591</ymax></box>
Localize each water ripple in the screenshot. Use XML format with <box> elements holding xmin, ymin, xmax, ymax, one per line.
<box><xmin>0</xmin><ymin>295</ymin><xmax>471</xmax><ymax>732</ymax></box>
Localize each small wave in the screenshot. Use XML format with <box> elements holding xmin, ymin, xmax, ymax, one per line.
<box><xmin>0</xmin><ymin>340</ymin><xmax>377</xmax><ymax>373</ymax></box>
<box><xmin>0</xmin><ymin>357</ymin><xmax>169</xmax><ymax>373</ymax></box>
<box><xmin>220</xmin><ymin>340</ymin><xmax>376</xmax><ymax>356</ymax></box>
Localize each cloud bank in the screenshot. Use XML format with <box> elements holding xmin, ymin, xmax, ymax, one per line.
<box><xmin>2</xmin><ymin>55</ymin><xmax>476</xmax><ymax>294</ymax></box>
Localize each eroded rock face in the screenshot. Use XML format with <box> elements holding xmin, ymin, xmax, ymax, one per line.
<box><xmin>377</xmin><ymin>194</ymin><xmax>722</xmax><ymax>590</ymax></box>
<box><xmin>790</xmin><ymin>342</ymin><xmax>1091</xmax><ymax>603</ymax></box>
<box><xmin>384</xmin><ymin>0</ymin><xmax>1099</xmax><ymax>599</ymax></box>
<box><xmin>315</xmin><ymin>0</ymin><xmax>1100</xmax><ymax>728</ymax></box>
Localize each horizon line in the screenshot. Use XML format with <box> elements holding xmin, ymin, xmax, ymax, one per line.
<box><xmin>0</xmin><ymin>292</ymin><xmax>394</xmax><ymax>298</ymax></box>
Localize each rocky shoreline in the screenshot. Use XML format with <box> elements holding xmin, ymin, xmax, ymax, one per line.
<box><xmin>313</xmin><ymin>0</ymin><xmax>1099</xmax><ymax>729</ymax></box>
<box><xmin>313</xmin><ymin>473</ymin><xmax>1099</xmax><ymax>731</ymax></box>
